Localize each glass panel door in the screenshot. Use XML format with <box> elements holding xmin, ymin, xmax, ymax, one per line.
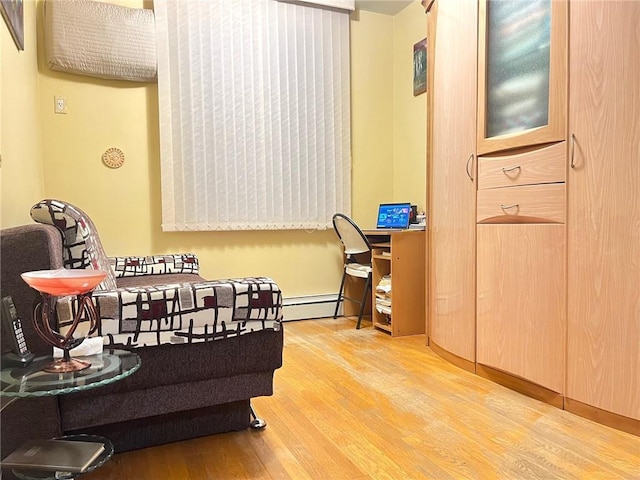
<box><xmin>477</xmin><ymin>0</ymin><xmax>566</xmax><ymax>155</ymax></box>
<box><xmin>486</xmin><ymin>0</ymin><xmax>551</xmax><ymax>138</ymax></box>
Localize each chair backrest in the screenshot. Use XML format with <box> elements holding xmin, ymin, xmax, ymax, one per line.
<box><xmin>30</xmin><ymin>199</ymin><xmax>118</xmax><ymax>291</ymax></box>
<box><xmin>332</xmin><ymin>213</ymin><xmax>371</xmax><ymax>256</ymax></box>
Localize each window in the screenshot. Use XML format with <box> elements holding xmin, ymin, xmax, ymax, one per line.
<box><xmin>155</xmin><ymin>0</ymin><xmax>352</xmax><ymax>231</ymax></box>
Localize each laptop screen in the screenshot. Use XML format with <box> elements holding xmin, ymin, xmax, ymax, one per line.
<box><xmin>376</xmin><ymin>203</ymin><xmax>411</xmax><ymax>229</ymax></box>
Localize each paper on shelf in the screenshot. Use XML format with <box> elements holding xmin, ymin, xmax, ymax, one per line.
<box><xmin>53</xmin><ymin>337</ymin><xmax>103</xmax><ymax>358</ymax></box>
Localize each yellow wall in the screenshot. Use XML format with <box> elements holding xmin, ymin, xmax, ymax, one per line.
<box><xmin>1</xmin><ymin>0</ymin><xmax>427</xmax><ymax>300</ymax></box>
<box><xmin>393</xmin><ymin>2</ymin><xmax>428</xmax><ymax>213</ymax></box>
<box><xmin>350</xmin><ymin>3</ymin><xmax>428</xmax><ymax>225</ymax></box>
<box><xmin>0</xmin><ymin>0</ymin><xmax>44</xmax><ymax>226</ymax></box>
<box><xmin>350</xmin><ymin>10</ymin><xmax>395</xmax><ymax>227</ymax></box>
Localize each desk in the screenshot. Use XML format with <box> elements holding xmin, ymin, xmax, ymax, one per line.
<box><xmin>360</xmin><ymin>229</ymin><xmax>426</xmax><ymax>336</ymax></box>
<box><xmin>1</xmin><ymin>350</ymin><xmax>140</xmax><ymax>479</ymax></box>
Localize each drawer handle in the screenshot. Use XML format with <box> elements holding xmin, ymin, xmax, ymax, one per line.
<box><xmin>570</xmin><ymin>133</ymin><xmax>576</xmax><ymax>169</ymax></box>
<box><xmin>501</xmin><ymin>165</ymin><xmax>521</xmax><ymax>175</ymax></box>
<box><xmin>500</xmin><ymin>203</ymin><xmax>519</xmax><ymax>211</ymax></box>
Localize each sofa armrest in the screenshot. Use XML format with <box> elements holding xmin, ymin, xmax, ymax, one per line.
<box><xmin>0</xmin><ymin>224</ymin><xmax>64</xmax><ymax>357</ymax></box>
<box><xmin>57</xmin><ymin>277</ymin><xmax>282</xmax><ymax>348</ymax></box>
<box><xmin>109</xmin><ymin>254</ymin><xmax>199</xmax><ymax>278</ymax></box>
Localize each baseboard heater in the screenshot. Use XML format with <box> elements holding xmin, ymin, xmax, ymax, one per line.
<box><xmin>282</xmin><ymin>294</ymin><xmax>339</xmax><ymax>321</ymax></box>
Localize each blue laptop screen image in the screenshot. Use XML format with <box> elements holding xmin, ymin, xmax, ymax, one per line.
<box><xmin>376</xmin><ymin>203</ymin><xmax>411</xmax><ymax>229</ymax></box>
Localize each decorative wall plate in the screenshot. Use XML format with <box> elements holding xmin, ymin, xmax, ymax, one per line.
<box><xmin>102</xmin><ymin>147</ymin><xmax>125</xmax><ymax>168</ymax></box>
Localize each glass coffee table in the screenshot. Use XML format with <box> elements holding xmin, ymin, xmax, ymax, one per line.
<box><xmin>0</xmin><ymin>349</ymin><xmax>141</xmax><ymax>479</ymax></box>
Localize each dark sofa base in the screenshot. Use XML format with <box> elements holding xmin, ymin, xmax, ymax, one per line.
<box><xmin>59</xmin><ymin>371</ymin><xmax>277</xmax><ymax>431</ymax></box>
<box><xmin>68</xmin><ymin>400</ymin><xmax>251</xmax><ymax>452</ymax></box>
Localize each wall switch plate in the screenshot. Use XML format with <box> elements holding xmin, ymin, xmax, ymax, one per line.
<box><xmin>54</xmin><ymin>96</ymin><xmax>67</xmax><ymax>114</ymax></box>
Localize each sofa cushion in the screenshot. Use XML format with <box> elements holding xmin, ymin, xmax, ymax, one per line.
<box><xmin>115</xmin><ymin>272</ymin><xmax>204</xmax><ymax>288</ymax></box>
<box><xmin>110</xmin><ymin>254</ymin><xmax>200</xmax><ymax>278</ymax></box>
<box><xmin>30</xmin><ymin>199</ymin><xmax>118</xmax><ymax>290</ymax></box>
<box><xmin>58</xmin><ymin>277</ymin><xmax>282</xmax><ymax>348</ymax></box>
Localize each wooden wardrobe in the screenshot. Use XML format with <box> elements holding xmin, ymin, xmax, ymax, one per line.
<box><xmin>427</xmin><ymin>0</ymin><xmax>639</xmax><ymax>434</ymax></box>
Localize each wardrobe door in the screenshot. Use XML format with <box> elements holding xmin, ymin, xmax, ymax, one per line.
<box><xmin>428</xmin><ymin>0</ymin><xmax>477</xmax><ymax>366</ymax></box>
<box><xmin>477</xmin><ymin>0</ymin><xmax>567</xmax><ymax>155</ymax></box>
<box><xmin>566</xmin><ymin>0</ymin><xmax>640</xmax><ymax>421</ymax></box>
<box><xmin>477</xmin><ymin>224</ymin><xmax>565</xmax><ymax>394</ymax></box>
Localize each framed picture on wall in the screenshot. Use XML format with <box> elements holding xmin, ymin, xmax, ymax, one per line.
<box><xmin>1</xmin><ymin>0</ymin><xmax>24</xmax><ymax>51</ymax></box>
<box><xmin>413</xmin><ymin>38</ymin><xmax>427</xmax><ymax>96</ymax></box>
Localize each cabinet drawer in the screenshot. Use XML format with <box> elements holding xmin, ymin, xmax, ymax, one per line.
<box><xmin>477</xmin><ymin>184</ymin><xmax>565</xmax><ymax>224</ymax></box>
<box><xmin>478</xmin><ymin>142</ymin><xmax>566</xmax><ymax>190</ymax></box>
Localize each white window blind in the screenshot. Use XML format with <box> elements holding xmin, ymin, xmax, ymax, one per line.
<box><xmin>155</xmin><ymin>0</ymin><xmax>351</xmax><ymax>231</ymax></box>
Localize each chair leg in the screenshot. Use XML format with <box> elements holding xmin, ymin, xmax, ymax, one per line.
<box><xmin>355</xmin><ymin>273</ymin><xmax>372</xmax><ymax>330</ymax></box>
<box><xmin>334</xmin><ymin>269</ymin><xmax>347</xmax><ymax>319</ymax></box>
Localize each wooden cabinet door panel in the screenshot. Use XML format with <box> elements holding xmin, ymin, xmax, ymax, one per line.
<box><xmin>391</xmin><ymin>232</ymin><xmax>426</xmax><ymax>337</ymax></box>
<box><xmin>429</xmin><ymin>0</ymin><xmax>477</xmax><ymax>362</ymax></box>
<box><xmin>567</xmin><ymin>0</ymin><xmax>640</xmax><ymax>420</ymax></box>
<box><xmin>477</xmin><ymin>224</ymin><xmax>565</xmax><ymax>393</ymax></box>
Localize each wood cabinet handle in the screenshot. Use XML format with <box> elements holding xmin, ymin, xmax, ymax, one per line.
<box><xmin>466</xmin><ymin>154</ymin><xmax>474</xmax><ymax>182</ymax></box>
<box><xmin>500</xmin><ymin>203</ymin><xmax>519</xmax><ymax>210</ymax></box>
<box><xmin>501</xmin><ymin>165</ymin><xmax>521</xmax><ymax>175</ymax></box>
<box><xmin>570</xmin><ymin>133</ymin><xmax>576</xmax><ymax>169</ymax></box>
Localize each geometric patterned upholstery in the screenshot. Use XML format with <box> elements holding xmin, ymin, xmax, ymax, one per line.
<box><xmin>110</xmin><ymin>254</ymin><xmax>199</xmax><ymax>278</ymax></box>
<box><xmin>31</xmin><ymin>200</ymin><xmax>201</xmax><ymax>280</ymax></box>
<box><xmin>30</xmin><ymin>198</ymin><xmax>118</xmax><ymax>290</ymax></box>
<box><xmin>57</xmin><ymin>277</ymin><xmax>282</xmax><ymax>348</ymax></box>
<box><xmin>30</xmin><ymin>199</ymin><xmax>283</xmax><ymax>349</ymax></box>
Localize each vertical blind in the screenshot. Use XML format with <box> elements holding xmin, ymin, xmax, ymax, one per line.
<box><xmin>155</xmin><ymin>0</ymin><xmax>352</xmax><ymax>231</ymax></box>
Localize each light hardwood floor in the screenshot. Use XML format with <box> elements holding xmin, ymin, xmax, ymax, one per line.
<box><xmin>88</xmin><ymin>317</ymin><xmax>640</xmax><ymax>479</ymax></box>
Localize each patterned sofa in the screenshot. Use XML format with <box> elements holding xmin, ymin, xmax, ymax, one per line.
<box><xmin>0</xmin><ymin>199</ymin><xmax>284</xmax><ymax>468</ymax></box>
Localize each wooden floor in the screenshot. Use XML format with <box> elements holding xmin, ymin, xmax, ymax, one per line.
<box><xmin>88</xmin><ymin>317</ymin><xmax>640</xmax><ymax>479</ymax></box>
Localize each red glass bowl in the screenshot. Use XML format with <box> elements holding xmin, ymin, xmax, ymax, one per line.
<box><xmin>21</xmin><ymin>269</ymin><xmax>108</xmax><ymax>296</ymax></box>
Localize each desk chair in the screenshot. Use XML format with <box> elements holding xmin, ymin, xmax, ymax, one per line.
<box><xmin>332</xmin><ymin>213</ymin><xmax>372</xmax><ymax>329</ymax></box>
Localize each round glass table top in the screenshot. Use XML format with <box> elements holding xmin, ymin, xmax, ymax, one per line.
<box><xmin>0</xmin><ymin>349</ymin><xmax>140</xmax><ymax>398</ymax></box>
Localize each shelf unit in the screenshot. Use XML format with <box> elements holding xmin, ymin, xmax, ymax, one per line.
<box><xmin>368</xmin><ymin>230</ymin><xmax>425</xmax><ymax>337</ymax></box>
<box><xmin>372</xmin><ymin>243</ymin><xmax>392</xmax><ymax>333</ymax></box>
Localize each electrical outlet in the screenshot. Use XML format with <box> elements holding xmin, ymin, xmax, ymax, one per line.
<box><xmin>54</xmin><ymin>96</ymin><xmax>67</xmax><ymax>114</ymax></box>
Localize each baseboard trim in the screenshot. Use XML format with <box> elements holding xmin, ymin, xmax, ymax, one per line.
<box><xmin>282</xmin><ymin>294</ymin><xmax>338</xmax><ymax>321</ymax></box>
<box><xmin>429</xmin><ymin>341</ymin><xmax>476</xmax><ymax>374</ymax></box>
<box><xmin>476</xmin><ymin>364</ymin><xmax>564</xmax><ymax>409</ymax></box>
<box><xmin>565</xmin><ymin>398</ymin><xmax>640</xmax><ymax>436</ymax></box>
<box><xmin>428</xmin><ymin>342</ymin><xmax>637</xmax><ymax>436</ymax></box>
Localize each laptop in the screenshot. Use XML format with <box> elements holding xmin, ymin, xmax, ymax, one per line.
<box><xmin>363</xmin><ymin>202</ymin><xmax>411</xmax><ymax>234</ymax></box>
<box><xmin>1</xmin><ymin>439</ymin><xmax>105</xmax><ymax>473</ymax></box>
